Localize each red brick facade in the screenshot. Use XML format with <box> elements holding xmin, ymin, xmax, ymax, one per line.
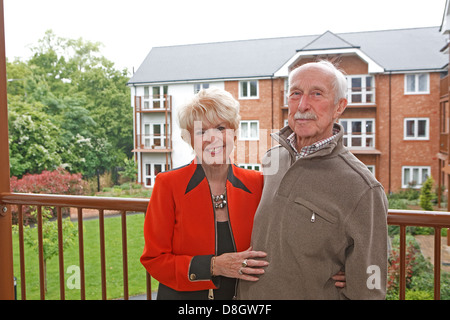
<box><xmin>226</xmin><ymin>54</ymin><xmax>441</xmax><ymax>193</ymax></box>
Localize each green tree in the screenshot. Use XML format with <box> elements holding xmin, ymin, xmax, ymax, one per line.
<box><xmin>121</xmin><ymin>157</ymin><xmax>138</xmax><ymax>182</ymax></box>
<box><xmin>419</xmin><ymin>176</ymin><xmax>434</xmax><ymax>211</ymax></box>
<box><xmin>7</xmin><ymin>30</ymin><xmax>133</xmax><ymax>178</ymax></box>
<box><xmin>15</xmin><ymin>208</ymin><xmax>78</xmax><ymax>292</ymax></box>
<box><xmin>8</xmin><ymin>100</ymin><xmax>62</xmax><ymax>177</ymax></box>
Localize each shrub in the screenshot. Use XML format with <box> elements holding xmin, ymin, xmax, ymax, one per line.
<box><xmin>405</xmin><ymin>290</ymin><xmax>434</xmax><ymax>300</ymax></box>
<box><xmin>419</xmin><ymin>176</ymin><xmax>434</xmax><ymax>211</ymax></box>
<box><xmin>10</xmin><ymin>168</ymin><xmax>88</xmax><ymax>224</ymax></box>
<box><xmin>388</xmin><ymin>237</ymin><xmax>417</xmax><ymax>294</ymax></box>
<box><xmin>11</xmin><ymin>167</ymin><xmax>87</xmax><ymax>195</ymax></box>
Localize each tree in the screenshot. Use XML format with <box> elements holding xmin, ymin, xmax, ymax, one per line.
<box><xmin>16</xmin><ymin>208</ymin><xmax>78</xmax><ymax>293</ymax></box>
<box><xmin>7</xmin><ymin>30</ymin><xmax>133</xmax><ymax>178</ymax></box>
<box><xmin>121</xmin><ymin>157</ymin><xmax>138</xmax><ymax>182</ymax></box>
<box><xmin>8</xmin><ymin>100</ymin><xmax>62</xmax><ymax>177</ymax></box>
<box><xmin>419</xmin><ymin>176</ymin><xmax>434</xmax><ymax>211</ymax></box>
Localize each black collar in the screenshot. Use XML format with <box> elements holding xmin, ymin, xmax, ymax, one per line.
<box><xmin>185</xmin><ymin>163</ymin><xmax>251</xmax><ymax>194</ymax></box>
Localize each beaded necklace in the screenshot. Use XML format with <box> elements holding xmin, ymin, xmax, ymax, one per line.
<box><xmin>212</xmin><ymin>190</ymin><xmax>227</xmax><ymax>209</ymax></box>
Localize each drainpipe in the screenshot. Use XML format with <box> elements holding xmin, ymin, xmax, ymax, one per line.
<box><xmin>388</xmin><ymin>71</ymin><xmax>392</xmax><ymax>194</ymax></box>
<box><xmin>0</xmin><ymin>0</ymin><xmax>15</xmax><ymax>300</ymax></box>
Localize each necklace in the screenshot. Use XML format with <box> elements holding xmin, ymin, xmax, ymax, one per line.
<box><xmin>212</xmin><ymin>190</ymin><xmax>227</xmax><ymax>209</ymax></box>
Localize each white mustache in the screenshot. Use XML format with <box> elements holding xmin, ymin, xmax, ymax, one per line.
<box><xmin>293</xmin><ymin>111</ymin><xmax>317</xmax><ymax>120</ymax></box>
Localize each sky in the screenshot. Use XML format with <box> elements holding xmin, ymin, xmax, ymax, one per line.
<box><xmin>3</xmin><ymin>0</ymin><xmax>448</xmax><ymax>74</ymax></box>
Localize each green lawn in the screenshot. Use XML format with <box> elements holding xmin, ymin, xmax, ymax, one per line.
<box><xmin>12</xmin><ymin>213</ymin><xmax>159</xmax><ymax>300</ymax></box>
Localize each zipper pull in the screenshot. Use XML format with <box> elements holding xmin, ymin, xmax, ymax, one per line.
<box><xmin>208</xmin><ymin>288</ymin><xmax>214</xmax><ymax>300</ymax></box>
<box><xmin>311</xmin><ymin>212</ymin><xmax>316</xmax><ymax>223</ymax></box>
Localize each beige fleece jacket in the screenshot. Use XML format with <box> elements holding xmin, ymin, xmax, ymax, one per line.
<box><xmin>238</xmin><ymin>123</ymin><xmax>388</xmax><ymax>300</ymax></box>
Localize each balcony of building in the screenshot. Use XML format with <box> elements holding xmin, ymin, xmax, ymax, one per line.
<box><xmin>134</xmin><ymin>95</ymin><xmax>172</xmax><ymax>113</ymax></box>
<box><xmin>132</xmin><ymin>134</ymin><xmax>173</xmax><ymax>153</ymax></box>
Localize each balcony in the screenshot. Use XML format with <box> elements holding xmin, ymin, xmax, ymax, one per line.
<box><xmin>0</xmin><ymin>4</ymin><xmax>449</xmax><ymax>301</ymax></box>
<box><xmin>133</xmin><ymin>134</ymin><xmax>173</xmax><ymax>152</ymax></box>
<box><xmin>440</xmin><ymin>132</ymin><xmax>449</xmax><ymax>154</ymax></box>
<box><xmin>135</xmin><ymin>95</ymin><xmax>172</xmax><ymax>112</ymax></box>
<box><xmin>346</xmin><ymin>86</ymin><xmax>376</xmax><ymax>108</ymax></box>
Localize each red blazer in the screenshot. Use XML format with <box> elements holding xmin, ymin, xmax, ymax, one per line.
<box><xmin>140</xmin><ymin>160</ymin><xmax>263</xmax><ymax>292</ymax></box>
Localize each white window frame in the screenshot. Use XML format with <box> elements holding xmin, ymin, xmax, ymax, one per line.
<box><xmin>346</xmin><ymin>75</ymin><xmax>375</xmax><ymax>105</ymax></box>
<box><xmin>194</xmin><ymin>83</ymin><xmax>210</xmax><ymax>93</ymax></box>
<box><xmin>402</xmin><ymin>166</ymin><xmax>430</xmax><ymax>189</ymax></box>
<box><xmin>339</xmin><ymin>118</ymin><xmax>376</xmax><ymax>149</ymax></box>
<box><xmin>144</xmin><ymin>162</ymin><xmax>170</xmax><ymax>187</ymax></box>
<box><xmin>404</xmin><ymin>73</ymin><xmax>430</xmax><ymax>95</ymax></box>
<box><xmin>239</xmin><ymin>80</ymin><xmax>259</xmax><ymax>99</ymax></box>
<box><xmin>239</xmin><ymin>120</ymin><xmax>259</xmax><ymax>141</ymax></box>
<box><xmin>284</xmin><ymin>78</ymin><xmax>289</xmax><ymax>106</ymax></box>
<box><xmin>143</xmin><ymin>123</ymin><xmax>169</xmax><ymax>148</ymax></box>
<box><xmin>403</xmin><ymin>118</ymin><xmax>429</xmax><ymax>140</ymax></box>
<box><xmin>142</xmin><ymin>85</ymin><xmax>168</xmax><ymax>109</ymax></box>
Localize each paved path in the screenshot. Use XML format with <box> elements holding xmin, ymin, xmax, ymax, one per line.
<box><xmin>415</xmin><ymin>235</ymin><xmax>450</xmax><ymax>272</ymax></box>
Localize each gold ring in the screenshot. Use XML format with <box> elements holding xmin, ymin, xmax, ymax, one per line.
<box><xmin>242</xmin><ymin>259</ymin><xmax>248</xmax><ymax>268</ymax></box>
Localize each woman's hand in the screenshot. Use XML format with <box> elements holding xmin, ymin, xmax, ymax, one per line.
<box><xmin>332</xmin><ymin>271</ymin><xmax>346</xmax><ymax>288</ymax></box>
<box><xmin>212</xmin><ymin>247</ymin><xmax>269</xmax><ymax>281</ymax></box>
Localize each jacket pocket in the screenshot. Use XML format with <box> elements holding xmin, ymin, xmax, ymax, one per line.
<box><xmin>294</xmin><ymin>196</ymin><xmax>338</xmax><ymax>224</ymax></box>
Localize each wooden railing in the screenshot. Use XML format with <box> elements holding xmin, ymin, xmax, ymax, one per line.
<box><xmin>1</xmin><ymin>192</ymin><xmax>450</xmax><ymax>300</ymax></box>
<box><xmin>387</xmin><ymin>209</ymin><xmax>450</xmax><ymax>300</ymax></box>
<box><xmin>0</xmin><ymin>192</ymin><xmax>149</xmax><ymax>300</ymax></box>
<box><xmin>135</xmin><ymin>134</ymin><xmax>172</xmax><ymax>151</ymax></box>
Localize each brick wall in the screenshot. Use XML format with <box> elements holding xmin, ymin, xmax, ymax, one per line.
<box><xmin>223</xmin><ymin>56</ymin><xmax>440</xmax><ymax>193</ymax></box>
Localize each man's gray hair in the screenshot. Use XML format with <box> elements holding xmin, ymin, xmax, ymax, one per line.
<box><xmin>289</xmin><ymin>60</ymin><xmax>348</xmax><ymax>104</ymax></box>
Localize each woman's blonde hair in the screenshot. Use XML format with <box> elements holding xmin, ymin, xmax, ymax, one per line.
<box><xmin>178</xmin><ymin>87</ymin><xmax>241</xmax><ymax>146</ymax></box>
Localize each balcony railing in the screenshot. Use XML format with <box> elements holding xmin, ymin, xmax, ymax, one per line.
<box><xmin>0</xmin><ymin>192</ymin><xmax>150</xmax><ymax>300</ymax></box>
<box><xmin>135</xmin><ymin>134</ymin><xmax>172</xmax><ymax>151</ymax></box>
<box><xmin>135</xmin><ymin>95</ymin><xmax>172</xmax><ymax>112</ymax></box>
<box><xmin>0</xmin><ymin>191</ymin><xmax>450</xmax><ymax>300</ymax></box>
<box><xmin>440</xmin><ymin>132</ymin><xmax>449</xmax><ymax>154</ymax></box>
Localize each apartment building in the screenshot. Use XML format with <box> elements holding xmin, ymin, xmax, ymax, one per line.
<box><xmin>438</xmin><ymin>1</ymin><xmax>450</xmax><ymax>207</ymax></box>
<box><xmin>127</xmin><ymin>27</ymin><xmax>447</xmax><ymax>193</ymax></box>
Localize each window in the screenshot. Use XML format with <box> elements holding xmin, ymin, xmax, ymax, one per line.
<box><xmin>144</xmin><ymin>163</ymin><xmax>170</xmax><ymax>187</ymax></box>
<box><xmin>239</xmin><ymin>120</ymin><xmax>259</xmax><ymax>140</ymax></box>
<box><xmin>194</xmin><ymin>83</ymin><xmax>209</xmax><ymax>93</ymax></box>
<box><xmin>284</xmin><ymin>78</ymin><xmax>289</xmax><ymax>105</ymax></box>
<box><xmin>339</xmin><ymin>119</ymin><xmax>375</xmax><ymax>148</ymax></box>
<box><xmin>347</xmin><ymin>75</ymin><xmax>375</xmax><ymax>105</ymax></box>
<box><xmin>404</xmin><ymin>118</ymin><xmax>429</xmax><ymax>140</ymax></box>
<box><xmin>405</xmin><ymin>73</ymin><xmax>429</xmax><ymax>94</ymax></box>
<box><xmin>402</xmin><ymin>166</ymin><xmax>430</xmax><ymax>188</ymax></box>
<box><xmin>143</xmin><ymin>123</ymin><xmax>169</xmax><ymax>148</ymax></box>
<box><xmin>239</xmin><ymin>80</ymin><xmax>258</xmax><ymax>99</ymax></box>
<box><xmin>238</xmin><ymin>164</ymin><xmax>261</xmax><ymax>171</ymax></box>
<box><xmin>366</xmin><ymin>165</ymin><xmax>375</xmax><ymax>176</ymax></box>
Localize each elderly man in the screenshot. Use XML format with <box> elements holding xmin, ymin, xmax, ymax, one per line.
<box><xmin>238</xmin><ymin>61</ymin><xmax>388</xmax><ymax>299</ymax></box>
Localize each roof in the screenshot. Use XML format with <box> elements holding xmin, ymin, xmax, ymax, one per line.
<box><xmin>128</xmin><ymin>27</ymin><xmax>448</xmax><ymax>85</ymax></box>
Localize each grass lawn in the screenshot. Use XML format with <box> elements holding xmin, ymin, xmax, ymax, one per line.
<box><xmin>12</xmin><ymin>212</ymin><xmax>159</xmax><ymax>300</ymax></box>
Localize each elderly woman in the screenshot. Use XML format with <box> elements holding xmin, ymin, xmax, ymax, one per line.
<box><xmin>140</xmin><ymin>87</ymin><xmax>268</xmax><ymax>300</ymax></box>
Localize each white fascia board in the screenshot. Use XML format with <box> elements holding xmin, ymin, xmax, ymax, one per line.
<box><xmin>127</xmin><ymin>76</ymin><xmax>273</xmax><ymax>87</ymax></box>
<box><xmin>274</xmin><ymin>48</ymin><xmax>385</xmax><ymax>78</ymax></box>
<box><xmin>441</xmin><ymin>0</ymin><xmax>450</xmax><ymax>34</ymax></box>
